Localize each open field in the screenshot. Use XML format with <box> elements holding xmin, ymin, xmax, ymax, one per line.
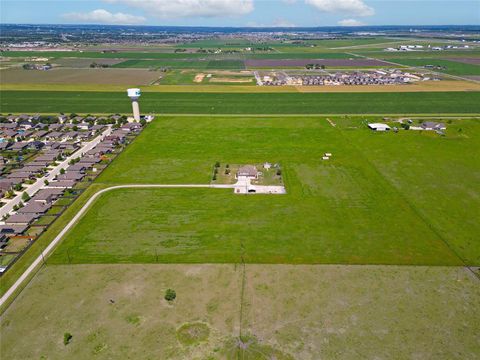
<box><xmin>383</xmin><ymin>58</ymin><xmax>480</xmax><ymax>76</ymax></box>
<box><xmin>1</xmin><ymin>91</ymin><xmax>479</xmax><ymax>114</ymax></box>
<box><xmin>0</xmin><ymin>68</ymin><xmax>161</xmax><ymax>85</ymax></box>
<box><xmin>245</xmin><ymin>58</ymin><xmax>390</xmax><ymax>68</ymax></box>
<box><xmin>43</xmin><ymin>116</ymin><xmax>479</xmax><ymax>266</ymax></box>
<box><xmin>1</xmin><ymin>264</ymin><xmax>479</xmax><ymax>359</ymax></box>
<box><xmin>2</xmin><ymin>79</ymin><xmax>479</xmax><ymax>93</ymax></box>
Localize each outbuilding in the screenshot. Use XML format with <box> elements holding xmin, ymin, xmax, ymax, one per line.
<box><xmin>368</xmin><ymin>123</ymin><xmax>391</xmax><ymax>131</ymax></box>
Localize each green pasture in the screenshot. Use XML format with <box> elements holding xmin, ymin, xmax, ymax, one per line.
<box><xmin>47</xmin><ymin>116</ymin><xmax>479</xmax><ymax>266</ymax></box>
<box><xmin>1</xmin><ymin>91</ymin><xmax>479</xmax><ymax>114</ymax></box>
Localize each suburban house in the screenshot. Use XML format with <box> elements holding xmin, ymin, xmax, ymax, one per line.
<box><xmin>421</xmin><ymin>122</ymin><xmax>446</xmax><ymax>130</ymax></box>
<box><xmin>368</xmin><ymin>123</ymin><xmax>391</xmax><ymax>131</ymax></box>
<box><xmin>5</xmin><ymin>213</ymin><xmax>39</xmax><ymax>225</ymax></box>
<box><xmin>17</xmin><ymin>202</ymin><xmax>52</xmax><ymax>214</ymax></box>
<box><xmin>237</xmin><ymin>165</ymin><xmax>259</xmax><ymax>179</ymax></box>
<box><xmin>46</xmin><ymin>180</ymin><xmax>76</xmax><ymax>189</ymax></box>
<box><xmin>31</xmin><ymin>188</ymin><xmax>64</xmax><ymax>204</ymax></box>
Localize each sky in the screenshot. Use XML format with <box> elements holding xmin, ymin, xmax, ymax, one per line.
<box><xmin>1</xmin><ymin>0</ymin><xmax>479</xmax><ymax>27</ymax></box>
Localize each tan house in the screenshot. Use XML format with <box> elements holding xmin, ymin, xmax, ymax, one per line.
<box><xmin>237</xmin><ymin>165</ymin><xmax>258</xmax><ymax>179</ymax></box>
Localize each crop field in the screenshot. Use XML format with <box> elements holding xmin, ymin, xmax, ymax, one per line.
<box><xmin>1</xmin><ymin>264</ymin><xmax>479</xmax><ymax>359</ymax></box>
<box><xmin>384</xmin><ymin>58</ymin><xmax>480</xmax><ymax>76</ymax></box>
<box><xmin>245</xmin><ymin>58</ymin><xmax>390</xmax><ymax>68</ymax></box>
<box><xmin>1</xmin><ymin>90</ymin><xmax>479</xmax><ymax>114</ymax></box>
<box><xmin>43</xmin><ymin>116</ymin><xmax>479</xmax><ymax>266</ymax></box>
<box><xmin>0</xmin><ymin>68</ymin><xmax>161</xmax><ymax>85</ymax></box>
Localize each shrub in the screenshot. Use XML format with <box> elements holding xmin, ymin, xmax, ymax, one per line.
<box><xmin>215</xmin><ymin>161</ymin><xmax>220</xmax><ymax>168</ymax></box>
<box><xmin>44</xmin><ymin>179</ymin><xmax>49</xmax><ymax>186</ymax></box>
<box><xmin>165</xmin><ymin>289</ymin><xmax>176</xmax><ymax>302</ymax></box>
<box><xmin>21</xmin><ymin>192</ymin><xmax>30</xmax><ymax>202</ymax></box>
<box><xmin>60</xmin><ymin>168</ymin><xmax>65</xmax><ymax>175</ymax></box>
<box><xmin>63</xmin><ymin>332</ymin><xmax>73</xmax><ymax>345</ymax></box>
<box><xmin>276</xmin><ymin>169</ymin><xmax>282</xmax><ymax>176</ymax></box>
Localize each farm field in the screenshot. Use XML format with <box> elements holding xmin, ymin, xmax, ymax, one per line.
<box><xmin>1</xmin><ymin>91</ymin><xmax>479</xmax><ymax>114</ymax></box>
<box><xmin>47</xmin><ymin>116</ymin><xmax>479</xmax><ymax>266</ymax></box>
<box><xmin>1</xmin><ymin>264</ymin><xmax>479</xmax><ymax>359</ymax></box>
<box><xmin>383</xmin><ymin>58</ymin><xmax>480</xmax><ymax>76</ymax></box>
<box><xmin>0</xmin><ymin>68</ymin><xmax>162</xmax><ymax>85</ymax></box>
<box><xmin>2</xmin><ymin>80</ymin><xmax>479</xmax><ymax>93</ymax></box>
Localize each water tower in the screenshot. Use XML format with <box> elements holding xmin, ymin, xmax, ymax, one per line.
<box><xmin>127</xmin><ymin>88</ymin><xmax>141</xmax><ymax>121</ymax></box>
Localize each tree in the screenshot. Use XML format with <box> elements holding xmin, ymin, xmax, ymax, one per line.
<box><xmin>60</xmin><ymin>168</ymin><xmax>65</xmax><ymax>175</ymax></box>
<box><xmin>164</xmin><ymin>289</ymin><xmax>176</xmax><ymax>301</ymax></box>
<box><xmin>44</xmin><ymin>179</ymin><xmax>49</xmax><ymax>186</ymax></box>
<box><xmin>14</xmin><ymin>183</ymin><xmax>23</xmax><ymax>191</ymax></box>
<box><xmin>63</xmin><ymin>333</ymin><xmax>73</xmax><ymax>345</ymax></box>
<box><xmin>22</xmin><ymin>192</ymin><xmax>30</xmax><ymax>202</ymax></box>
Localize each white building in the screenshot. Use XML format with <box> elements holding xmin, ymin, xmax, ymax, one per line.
<box><xmin>368</xmin><ymin>123</ymin><xmax>391</xmax><ymax>131</ymax></box>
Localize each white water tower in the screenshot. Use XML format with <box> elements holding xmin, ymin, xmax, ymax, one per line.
<box><xmin>127</xmin><ymin>88</ymin><xmax>141</xmax><ymax>121</ymax></box>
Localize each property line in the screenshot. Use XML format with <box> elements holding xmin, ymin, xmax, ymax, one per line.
<box><xmin>333</xmin><ymin>127</ymin><xmax>480</xmax><ymax>281</ymax></box>
<box><xmin>0</xmin><ymin>184</ymin><xmax>235</xmax><ymax>308</ymax></box>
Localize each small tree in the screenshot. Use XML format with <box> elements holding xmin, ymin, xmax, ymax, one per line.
<box><xmin>44</xmin><ymin>179</ymin><xmax>49</xmax><ymax>186</ymax></box>
<box><xmin>22</xmin><ymin>191</ymin><xmax>30</xmax><ymax>202</ymax></box>
<box><xmin>276</xmin><ymin>169</ymin><xmax>282</xmax><ymax>176</ymax></box>
<box><xmin>63</xmin><ymin>332</ymin><xmax>73</xmax><ymax>345</ymax></box>
<box><xmin>215</xmin><ymin>161</ymin><xmax>220</xmax><ymax>168</ymax></box>
<box><xmin>164</xmin><ymin>289</ymin><xmax>176</xmax><ymax>302</ymax></box>
<box><xmin>60</xmin><ymin>168</ymin><xmax>65</xmax><ymax>175</ymax></box>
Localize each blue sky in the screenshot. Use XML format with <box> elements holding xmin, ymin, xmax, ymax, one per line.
<box><xmin>1</xmin><ymin>0</ymin><xmax>479</xmax><ymax>27</ymax></box>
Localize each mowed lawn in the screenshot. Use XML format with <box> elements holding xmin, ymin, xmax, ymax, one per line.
<box><xmin>49</xmin><ymin>116</ymin><xmax>480</xmax><ymax>266</ymax></box>
<box><xmin>1</xmin><ymin>91</ymin><xmax>480</xmax><ymax>114</ymax></box>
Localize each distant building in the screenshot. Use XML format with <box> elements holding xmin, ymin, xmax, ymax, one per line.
<box><xmin>368</xmin><ymin>123</ymin><xmax>391</xmax><ymax>131</ymax></box>
<box><xmin>421</xmin><ymin>122</ymin><xmax>446</xmax><ymax>131</ymax></box>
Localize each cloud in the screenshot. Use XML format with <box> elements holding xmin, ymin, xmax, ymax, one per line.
<box><xmin>338</xmin><ymin>18</ymin><xmax>366</xmax><ymax>26</ymax></box>
<box><xmin>63</xmin><ymin>9</ymin><xmax>146</xmax><ymax>24</ymax></box>
<box><xmin>305</xmin><ymin>0</ymin><xmax>374</xmax><ymax>17</ymax></box>
<box><xmin>105</xmin><ymin>0</ymin><xmax>254</xmax><ymax>18</ymax></box>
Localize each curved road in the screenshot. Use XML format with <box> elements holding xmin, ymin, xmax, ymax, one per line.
<box><xmin>0</xmin><ymin>183</ymin><xmax>234</xmax><ymax>308</ymax></box>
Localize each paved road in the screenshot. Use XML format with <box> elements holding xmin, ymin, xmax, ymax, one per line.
<box><xmin>0</xmin><ymin>126</ymin><xmax>112</xmax><ymax>218</ymax></box>
<box><xmin>0</xmin><ymin>183</ymin><xmax>234</xmax><ymax>307</ymax></box>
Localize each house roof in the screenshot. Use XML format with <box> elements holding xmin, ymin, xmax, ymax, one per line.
<box><xmin>6</xmin><ymin>213</ymin><xmax>39</xmax><ymax>224</ymax></box>
<box><xmin>238</xmin><ymin>165</ymin><xmax>258</xmax><ymax>177</ymax></box>
<box><xmin>17</xmin><ymin>202</ymin><xmax>52</xmax><ymax>214</ymax></box>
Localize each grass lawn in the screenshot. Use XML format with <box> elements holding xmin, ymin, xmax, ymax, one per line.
<box><xmin>1</xmin><ymin>264</ymin><xmax>479</xmax><ymax>359</ymax></box>
<box><xmin>47</xmin><ymin>116</ymin><xmax>479</xmax><ymax>266</ymax></box>
<box><xmin>1</xmin><ymin>91</ymin><xmax>479</xmax><ymax>114</ymax></box>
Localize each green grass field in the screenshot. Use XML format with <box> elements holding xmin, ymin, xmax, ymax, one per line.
<box><xmin>384</xmin><ymin>58</ymin><xmax>480</xmax><ymax>76</ymax></box>
<box><xmin>46</xmin><ymin>116</ymin><xmax>479</xmax><ymax>266</ymax></box>
<box><xmin>1</xmin><ymin>91</ymin><xmax>479</xmax><ymax>114</ymax></box>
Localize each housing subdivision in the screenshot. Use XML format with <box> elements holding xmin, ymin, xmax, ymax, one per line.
<box><xmin>0</xmin><ymin>112</ymin><xmax>149</xmax><ymax>273</ymax></box>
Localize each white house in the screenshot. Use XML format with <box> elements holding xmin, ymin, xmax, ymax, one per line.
<box><xmin>368</xmin><ymin>123</ymin><xmax>391</xmax><ymax>131</ymax></box>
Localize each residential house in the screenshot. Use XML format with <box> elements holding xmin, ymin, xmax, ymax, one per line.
<box><xmin>421</xmin><ymin>122</ymin><xmax>446</xmax><ymax>131</ymax></box>
<box><xmin>31</xmin><ymin>188</ymin><xmax>64</xmax><ymax>204</ymax></box>
<box><xmin>5</xmin><ymin>213</ymin><xmax>39</xmax><ymax>225</ymax></box>
<box><xmin>237</xmin><ymin>165</ymin><xmax>259</xmax><ymax>179</ymax></box>
<box><xmin>17</xmin><ymin>202</ymin><xmax>52</xmax><ymax>214</ymax></box>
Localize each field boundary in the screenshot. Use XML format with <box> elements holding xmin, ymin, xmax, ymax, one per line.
<box><xmin>0</xmin><ymin>184</ymin><xmax>234</xmax><ymax>310</ymax></box>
